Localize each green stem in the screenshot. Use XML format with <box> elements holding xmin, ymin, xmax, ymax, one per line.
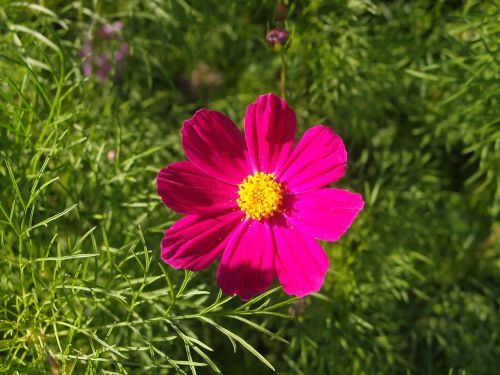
<box><xmin>280</xmin><ymin>51</ymin><xmax>286</xmax><ymax>99</ymax></box>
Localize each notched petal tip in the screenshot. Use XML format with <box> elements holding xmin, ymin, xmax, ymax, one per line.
<box><xmin>244</xmin><ymin>93</ymin><xmax>296</xmax><ymax>174</ymax></box>
<box><xmin>254</xmin><ymin>92</ymin><xmax>286</xmax><ymax>104</ymax></box>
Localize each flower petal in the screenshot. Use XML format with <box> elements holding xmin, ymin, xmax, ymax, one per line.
<box><xmin>157</xmin><ymin>161</ymin><xmax>238</xmax><ymax>215</ymax></box>
<box><xmin>182</xmin><ymin>109</ymin><xmax>251</xmax><ymax>184</ymax></box>
<box><xmin>217</xmin><ymin>220</ymin><xmax>275</xmax><ymax>300</ymax></box>
<box><xmin>271</xmin><ymin>218</ymin><xmax>329</xmax><ymax>297</ymax></box>
<box><xmin>286</xmin><ymin>188</ymin><xmax>364</xmax><ymax>242</ymax></box>
<box><xmin>279</xmin><ymin>125</ymin><xmax>347</xmax><ymax>193</ymax></box>
<box><xmin>244</xmin><ymin>93</ymin><xmax>296</xmax><ymax>174</ymax></box>
<box><xmin>161</xmin><ymin>210</ymin><xmax>243</xmax><ymax>271</ymax></box>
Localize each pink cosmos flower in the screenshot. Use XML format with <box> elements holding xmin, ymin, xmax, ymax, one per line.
<box><xmin>157</xmin><ymin>93</ymin><xmax>364</xmax><ymax>300</ymax></box>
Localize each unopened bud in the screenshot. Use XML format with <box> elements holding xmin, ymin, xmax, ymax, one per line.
<box><xmin>266</xmin><ymin>28</ymin><xmax>290</xmax><ymax>50</ymax></box>
<box><xmin>275</xmin><ymin>1</ymin><xmax>287</xmax><ymax>22</ymax></box>
<box><xmin>288</xmin><ymin>298</ymin><xmax>307</xmax><ymax>317</ymax></box>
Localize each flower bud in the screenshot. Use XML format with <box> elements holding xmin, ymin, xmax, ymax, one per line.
<box><xmin>288</xmin><ymin>298</ymin><xmax>307</xmax><ymax>317</ymax></box>
<box><xmin>275</xmin><ymin>1</ymin><xmax>286</xmax><ymax>22</ymax></box>
<box><xmin>266</xmin><ymin>28</ymin><xmax>290</xmax><ymax>50</ymax></box>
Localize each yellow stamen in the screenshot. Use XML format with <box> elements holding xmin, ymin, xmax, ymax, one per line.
<box><xmin>237</xmin><ymin>171</ymin><xmax>284</xmax><ymax>220</ymax></box>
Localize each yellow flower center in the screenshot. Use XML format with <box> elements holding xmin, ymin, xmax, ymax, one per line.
<box><xmin>237</xmin><ymin>172</ymin><xmax>284</xmax><ymax>221</ymax></box>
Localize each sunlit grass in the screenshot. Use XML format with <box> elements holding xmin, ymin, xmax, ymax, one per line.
<box><xmin>1</xmin><ymin>0</ymin><xmax>498</xmax><ymax>374</ymax></box>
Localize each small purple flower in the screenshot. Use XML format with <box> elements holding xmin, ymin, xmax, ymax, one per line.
<box><xmin>115</xmin><ymin>42</ymin><xmax>129</xmax><ymax>63</ymax></box>
<box><xmin>77</xmin><ymin>21</ymin><xmax>129</xmax><ymax>83</ymax></box>
<box><xmin>82</xmin><ymin>61</ymin><xmax>93</xmax><ymax>77</ymax></box>
<box><xmin>99</xmin><ymin>21</ymin><xmax>124</xmax><ymax>39</ymax></box>
<box><xmin>78</xmin><ymin>40</ymin><xmax>92</xmax><ymax>58</ymax></box>
<box><xmin>95</xmin><ymin>55</ymin><xmax>112</xmax><ymax>81</ymax></box>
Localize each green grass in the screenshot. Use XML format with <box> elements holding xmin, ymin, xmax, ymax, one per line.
<box><xmin>0</xmin><ymin>0</ymin><xmax>499</xmax><ymax>374</ymax></box>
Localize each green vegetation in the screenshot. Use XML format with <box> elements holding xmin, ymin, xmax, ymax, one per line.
<box><xmin>0</xmin><ymin>0</ymin><xmax>498</xmax><ymax>373</ymax></box>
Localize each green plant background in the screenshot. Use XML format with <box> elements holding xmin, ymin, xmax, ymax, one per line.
<box><xmin>0</xmin><ymin>0</ymin><xmax>498</xmax><ymax>374</ymax></box>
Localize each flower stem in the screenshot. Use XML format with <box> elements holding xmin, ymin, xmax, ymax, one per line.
<box><xmin>280</xmin><ymin>51</ymin><xmax>286</xmax><ymax>99</ymax></box>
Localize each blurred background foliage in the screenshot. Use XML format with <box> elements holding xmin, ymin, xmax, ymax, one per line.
<box><xmin>0</xmin><ymin>0</ymin><xmax>499</xmax><ymax>374</ymax></box>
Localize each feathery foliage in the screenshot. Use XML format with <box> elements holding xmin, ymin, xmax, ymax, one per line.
<box><xmin>0</xmin><ymin>0</ymin><xmax>498</xmax><ymax>374</ymax></box>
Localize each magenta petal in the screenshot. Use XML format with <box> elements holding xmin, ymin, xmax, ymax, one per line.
<box><xmin>279</xmin><ymin>125</ymin><xmax>347</xmax><ymax>193</ymax></box>
<box><xmin>244</xmin><ymin>93</ymin><xmax>296</xmax><ymax>174</ymax></box>
<box><xmin>182</xmin><ymin>109</ymin><xmax>251</xmax><ymax>184</ymax></box>
<box><xmin>161</xmin><ymin>210</ymin><xmax>243</xmax><ymax>271</ymax></box>
<box><xmin>286</xmin><ymin>188</ymin><xmax>364</xmax><ymax>242</ymax></box>
<box><xmin>157</xmin><ymin>161</ymin><xmax>238</xmax><ymax>215</ymax></box>
<box><xmin>271</xmin><ymin>220</ymin><xmax>329</xmax><ymax>297</ymax></box>
<box><xmin>217</xmin><ymin>220</ymin><xmax>275</xmax><ymax>300</ymax></box>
